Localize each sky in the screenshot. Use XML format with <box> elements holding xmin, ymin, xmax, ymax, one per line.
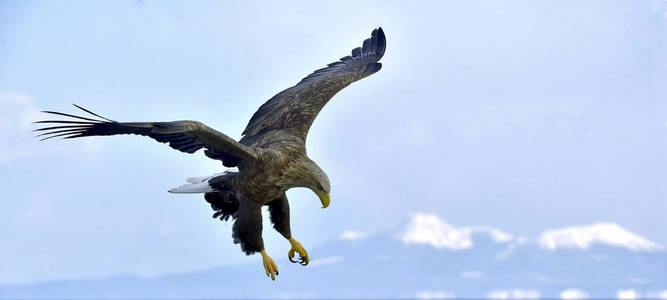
<box><xmin>1</xmin><ymin>0</ymin><xmax>666</xmax><ymax>285</ymax></box>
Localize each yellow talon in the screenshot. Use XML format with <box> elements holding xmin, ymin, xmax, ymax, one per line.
<box><xmin>288</xmin><ymin>238</ymin><xmax>310</xmax><ymax>266</ymax></box>
<box><xmin>261</xmin><ymin>250</ymin><xmax>278</xmax><ymax>281</ymax></box>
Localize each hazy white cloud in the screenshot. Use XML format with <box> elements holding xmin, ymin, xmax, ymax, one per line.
<box><xmin>0</xmin><ymin>92</ymin><xmax>41</xmax><ymax>164</ymax></box>
<box><xmin>339</xmin><ymin>230</ymin><xmax>368</xmax><ymax>240</ymax></box>
<box><xmin>487</xmin><ymin>289</ymin><xmax>540</xmax><ymax>299</ymax></box>
<box><xmin>617</xmin><ymin>289</ymin><xmax>639</xmax><ymax>300</ymax></box>
<box><xmin>0</xmin><ymin>91</ymin><xmax>105</xmax><ymax>164</ymax></box>
<box><xmin>645</xmin><ymin>290</ymin><xmax>667</xmax><ymax>299</ymax></box>
<box><xmin>560</xmin><ymin>289</ymin><xmax>589</xmax><ymax>299</ymax></box>
<box><xmin>397</xmin><ymin>213</ymin><xmax>514</xmax><ymax>250</ymax></box>
<box><xmin>415</xmin><ymin>291</ymin><xmax>455</xmax><ymax>299</ymax></box>
<box><xmin>309</xmin><ymin>256</ymin><xmax>343</xmax><ymax>267</ymax></box>
<box><xmin>539</xmin><ymin>223</ymin><xmax>663</xmax><ymax>252</ymax></box>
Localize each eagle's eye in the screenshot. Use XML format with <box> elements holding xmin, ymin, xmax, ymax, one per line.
<box><xmin>317</xmin><ymin>182</ymin><xmax>324</xmax><ymax>191</ymax></box>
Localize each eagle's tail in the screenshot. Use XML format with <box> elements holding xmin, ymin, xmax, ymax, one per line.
<box><xmin>169</xmin><ymin>169</ymin><xmax>240</xmax><ymax>221</ymax></box>
<box><xmin>167</xmin><ymin>179</ymin><xmax>216</xmax><ymax>194</ymax></box>
<box><xmin>168</xmin><ymin>168</ymin><xmax>238</xmax><ymax>193</ymax></box>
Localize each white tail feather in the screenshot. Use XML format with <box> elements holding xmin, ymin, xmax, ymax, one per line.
<box><xmin>185</xmin><ymin>176</ymin><xmax>208</xmax><ymax>184</ymax></box>
<box><xmin>169</xmin><ymin>168</ymin><xmax>239</xmax><ymax>194</ymax></box>
<box><xmin>186</xmin><ymin>173</ymin><xmax>223</xmax><ymax>184</ymax></box>
<box><xmin>168</xmin><ymin>181</ymin><xmax>214</xmax><ymax>194</ymax></box>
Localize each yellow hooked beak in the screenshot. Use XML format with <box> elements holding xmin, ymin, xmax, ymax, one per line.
<box><xmin>315</xmin><ymin>191</ymin><xmax>330</xmax><ymax>209</ymax></box>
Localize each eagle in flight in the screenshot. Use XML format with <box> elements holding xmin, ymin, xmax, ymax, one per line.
<box><xmin>35</xmin><ymin>27</ymin><xmax>386</xmax><ymax>281</ymax></box>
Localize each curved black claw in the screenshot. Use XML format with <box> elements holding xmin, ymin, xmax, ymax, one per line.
<box><xmin>289</xmin><ymin>255</ymin><xmax>309</xmax><ymax>265</ymax></box>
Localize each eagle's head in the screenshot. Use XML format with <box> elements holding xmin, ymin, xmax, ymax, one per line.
<box><xmin>310</xmin><ymin>164</ymin><xmax>330</xmax><ymax>209</ymax></box>
<box><xmin>296</xmin><ymin>158</ymin><xmax>331</xmax><ymax>209</ymax></box>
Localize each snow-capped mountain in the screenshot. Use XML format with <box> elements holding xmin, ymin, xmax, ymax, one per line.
<box><xmin>1</xmin><ymin>213</ymin><xmax>665</xmax><ymax>298</ymax></box>
<box><xmin>396</xmin><ymin>213</ymin><xmax>662</xmax><ymax>253</ymax></box>
<box><xmin>538</xmin><ymin>222</ymin><xmax>663</xmax><ymax>252</ymax></box>
<box><xmin>397</xmin><ymin>213</ymin><xmax>514</xmax><ymax>250</ymax></box>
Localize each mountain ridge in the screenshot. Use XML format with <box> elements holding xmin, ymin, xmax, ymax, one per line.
<box><xmin>1</xmin><ymin>213</ymin><xmax>665</xmax><ymax>298</ymax></box>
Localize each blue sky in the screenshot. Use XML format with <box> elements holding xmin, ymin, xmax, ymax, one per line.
<box><xmin>1</xmin><ymin>0</ymin><xmax>666</xmax><ymax>285</ymax></box>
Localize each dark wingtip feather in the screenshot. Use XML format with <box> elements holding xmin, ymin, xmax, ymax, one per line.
<box><xmin>362</xmin><ymin>38</ymin><xmax>371</xmax><ymax>54</ymax></box>
<box><xmin>370</xmin><ymin>29</ymin><xmax>378</xmax><ymax>52</ymax></box>
<box><xmin>376</xmin><ymin>27</ymin><xmax>386</xmax><ymax>58</ymax></box>
<box><xmin>62</xmin><ymin>133</ymin><xmax>87</xmax><ymax>140</ymax></box>
<box><xmin>34</xmin><ymin>128</ymin><xmax>87</xmax><ymax>138</ymax></box>
<box><xmin>39</xmin><ymin>110</ymin><xmax>102</xmax><ymax>122</ymax></box>
<box><xmin>351</xmin><ymin>47</ymin><xmax>362</xmax><ymax>57</ymax></box>
<box><xmin>373</xmin><ymin>63</ymin><xmax>382</xmax><ymax>72</ymax></box>
<box><xmin>38</xmin><ymin>130</ymin><xmax>87</xmax><ymax>141</ymax></box>
<box><xmin>33</xmin><ymin>125</ymin><xmax>89</xmax><ymax>132</ymax></box>
<box><xmin>33</xmin><ymin>105</ymin><xmax>118</xmax><ymax>142</ymax></box>
<box><xmin>72</xmin><ymin>104</ymin><xmax>115</xmax><ymax>122</ymax></box>
<box><xmin>33</xmin><ymin>120</ymin><xmax>96</xmax><ymax>124</ymax></box>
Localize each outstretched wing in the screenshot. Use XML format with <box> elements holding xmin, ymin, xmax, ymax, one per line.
<box><xmin>240</xmin><ymin>27</ymin><xmax>386</xmax><ymax>147</ymax></box>
<box><xmin>35</xmin><ymin>104</ymin><xmax>257</xmax><ymax>165</ymax></box>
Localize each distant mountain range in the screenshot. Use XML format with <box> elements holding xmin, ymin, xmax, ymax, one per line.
<box><xmin>1</xmin><ymin>213</ymin><xmax>665</xmax><ymax>299</ymax></box>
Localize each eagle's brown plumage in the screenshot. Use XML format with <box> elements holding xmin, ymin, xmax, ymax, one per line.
<box><xmin>34</xmin><ymin>27</ymin><xmax>386</xmax><ymax>280</ymax></box>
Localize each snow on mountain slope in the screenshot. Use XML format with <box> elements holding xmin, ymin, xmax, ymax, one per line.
<box><xmin>538</xmin><ymin>222</ymin><xmax>663</xmax><ymax>252</ymax></box>
<box><xmin>395</xmin><ymin>214</ymin><xmax>663</xmax><ymax>252</ymax></box>
<box><xmin>396</xmin><ymin>213</ymin><xmax>514</xmax><ymax>250</ymax></box>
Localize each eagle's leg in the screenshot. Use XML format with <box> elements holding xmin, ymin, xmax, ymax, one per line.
<box><xmin>260</xmin><ymin>249</ymin><xmax>278</xmax><ymax>280</ymax></box>
<box><xmin>233</xmin><ymin>202</ymin><xmax>279</xmax><ymax>280</ymax></box>
<box><xmin>268</xmin><ymin>195</ymin><xmax>310</xmax><ymax>266</ymax></box>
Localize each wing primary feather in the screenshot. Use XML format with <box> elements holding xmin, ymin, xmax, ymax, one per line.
<box><xmin>39</xmin><ymin>130</ymin><xmax>87</xmax><ymax>141</ymax></box>
<box><xmin>72</xmin><ymin>104</ymin><xmax>115</xmax><ymax>122</ymax></box>
<box><xmin>33</xmin><ymin>125</ymin><xmax>89</xmax><ymax>132</ymax></box>
<box><xmin>34</xmin><ymin>128</ymin><xmax>89</xmax><ymax>138</ymax></box>
<box><xmin>362</xmin><ymin>38</ymin><xmax>370</xmax><ymax>54</ymax></box>
<box><xmin>33</xmin><ymin>120</ymin><xmax>97</xmax><ymax>125</ymax></box>
<box><xmin>62</xmin><ymin>132</ymin><xmax>89</xmax><ymax>139</ymax></box>
<box><xmin>36</xmin><ymin>127</ymin><xmax>88</xmax><ymax>136</ymax></box>
<box><xmin>377</xmin><ymin>27</ymin><xmax>386</xmax><ymax>57</ymax></box>
<box><xmin>370</xmin><ymin>30</ymin><xmax>377</xmax><ymax>54</ymax></box>
<box><xmin>40</xmin><ymin>111</ymin><xmax>102</xmax><ymax>122</ymax></box>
